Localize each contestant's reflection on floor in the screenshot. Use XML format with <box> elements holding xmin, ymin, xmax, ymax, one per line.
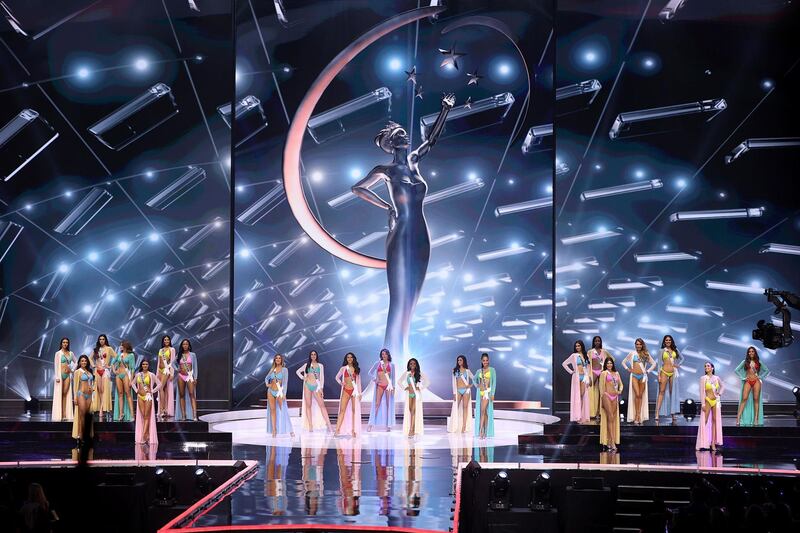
<box><xmin>696</xmin><ymin>450</ymin><xmax>723</xmax><ymax>468</ymax></box>
<box><xmin>301</xmin><ymin>434</ymin><xmax>329</xmax><ymax>515</ymax></box>
<box><xmin>402</xmin><ymin>440</ymin><xmax>423</xmax><ymax>517</ymax></box>
<box><xmin>336</xmin><ymin>436</ymin><xmax>362</xmax><ymax>515</ymax></box>
<box><xmin>134</xmin><ymin>443</ymin><xmax>158</xmax><ymax>461</ymax></box>
<box><xmin>599</xmin><ymin>451</ymin><xmax>620</xmax><ymax>465</ymax></box>
<box><xmin>265</xmin><ymin>445</ymin><xmax>290</xmax><ymax>515</ymax></box>
<box><xmin>371</xmin><ymin>433</ymin><xmax>394</xmax><ymax>516</ymax></box>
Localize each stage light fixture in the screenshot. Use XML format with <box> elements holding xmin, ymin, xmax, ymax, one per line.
<box><xmin>618</xmin><ymin>398</ymin><xmax>626</xmax><ymax>421</ymax></box>
<box><xmin>24</xmin><ymin>397</ymin><xmax>40</xmax><ymax>415</ymax></box>
<box><xmin>194</xmin><ymin>467</ymin><xmax>212</xmax><ymax>494</ymax></box>
<box><xmin>154</xmin><ymin>467</ymin><xmax>176</xmax><ymax>506</ymax></box>
<box><xmin>682</xmin><ymin>398</ymin><xmax>698</xmax><ymax>420</ymax></box>
<box><xmin>530</xmin><ymin>472</ymin><xmax>552</xmax><ymax>511</ymax></box>
<box><xmin>793</xmin><ymin>386</ymin><xmax>800</xmax><ymax>418</ymax></box>
<box><xmin>489</xmin><ymin>470</ymin><xmax>512</xmax><ymax>511</ymax></box>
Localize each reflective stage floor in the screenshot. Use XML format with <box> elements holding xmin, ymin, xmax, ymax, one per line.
<box><xmin>3</xmin><ymin>415</ymin><xmax>799</xmax><ymax>531</ymax></box>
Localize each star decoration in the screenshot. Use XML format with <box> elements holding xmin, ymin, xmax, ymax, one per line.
<box><xmin>438</xmin><ymin>43</ymin><xmax>466</xmax><ymax>70</ymax></box>
<box><xmin>464</xmin><ymin>97</ymin><xmax>472</xmax><ymax>109</ymax></box>
<box><xmin>405</xmin><ymin>66</ymin><xmax>417</xmax><ymax>85</ymax></box>
<box><xmin>467</xmin><ymin>69</ymin><xmax>482</xmax><ymax>86</ymax></box>
<box><xmin>415</xmin><ymin>84</ymin><xmax>424</xmax><ymax>99</ymax></box>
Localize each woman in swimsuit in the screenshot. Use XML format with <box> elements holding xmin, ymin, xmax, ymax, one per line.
<box><xmin>475</xmin><ymin>353</ymin><xmax>497</xmax><ymax>439</ymax></box>
<box><xmin>622</xmin><ymin>338</ymin><xmax>656</xmax><ymax>425</ymax></box>
<box><xmin>132</xmin><ymin>359</ymin><xmax>162</xmax><ymax>445</ymax></box>
<box><xmin>735</xmin><ymin>346</ymin><xmax>770</xmax><ymax>426</ymax></box>
<box><xmin>296</xmin><ymin>349</ymin><xmax>332</xmax><ymax>432</ymax></box>
<box><xmin>367</xmin><ymin>349</ymin><xmax>395</xmax><ymax>432</ymax></box>
<box><xmin>71</xmin><ymin>355</ymin><xmax>94</xmax><ymax>444</ymax></box>
<box><xmin>599</xmin><ymin>357</ymin><xmax>623</xmax><ymax>452</ymax></box>
<box><xmin>52</xmin><ymin>337</ymin><xmax>76</xmax><ymax>422</ymax></box>
<box><xmin>655</xmin><ymin>334</ymin><xmax>682</xmax><ymax>424</ymax></box>
<box><xmin>334</xmin><ymin>352</ymin><xmax>362</xmax><ymax>438</ymax></box>
<box><xmin>562</xmin><ymin>340</ymin><xmax>592</xmax><ymax>423</ymax></box>
<box><xmin>156</xmin><ymin>335</ymin><xmax>176</xmax><ymax>420</ymax></box>
<box><xmin>696</xmin><ymin>362</ymin><xmax>724</xmax><ymax>451</ymax></box>
<box><xmin>175</xmin><ymin>339</ymin><xmax>199</xmax><ymax>421</ymax></box>
<box><xmin>265</xmin><ymin>354</ymin><xmax>294</xmax><ymax>438</ymax></box>
<box><xmin>588</xmin><ymin>336</ymin><xmax>613</xmax><ymax>419</ymax></box>
<box><xmin>399</xmin><ymin>358</ymin><xmax>429</xmax><ymax>437</ymax></box>
<box><xmin>91</xmin><ymin>334</ymin><xmax>114</xmax><ymax>422</ymax></box>
<box><xmin>112</xmin><ymin>341</ymin><xmax>135</xmax><ymax>421</ymax></box>
<box><xmin>448</xmin><ymin>355</ymin><xmax>474</xmax><ymax>433</ymax></box>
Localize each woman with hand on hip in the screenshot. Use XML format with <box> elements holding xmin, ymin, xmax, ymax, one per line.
<box><xmin>475</xmin><ymin>353</ymin><xmax>497</xmax><ymax>439</ymax></box>
<box><xmin>71</xmin><ymin>355</ymin><xmax>94</xmax><ymax>444</ymax></box>
<box><xmin>265</xmin><ymin>354</ymin><xmax>294</xmax><ymax>438</ymax></box>
<box><xmin>655</xmin><ymin>335</ymin><xmax>682</xmax><ymax>424</ymax></box>
<box><xmin>562</xmin><ymin>340</ymin><xmax>592</xmax><ymax>423</ymax></box>
<box><xmin>588</xmin><ymin>336</ymin><xmax>613</xmax><ymax>419</ymax></box>
<box><xmin>91</xmin><ymin>334</ymin><xmax>114</xmax><ymax>422</ymax></box>
<box><xmin>622</xmin><ymin>338</ymin><xmax>656</xmax><ymax>425</ymax></box>
<box><xmin>296</xmin><ymin>349</ymin><xmax>332</xmax><ymax>432</ymax></box>
<box><xmin>334</xmin><ymin>352</ymin><xmax>363</xmax><ymax>438</ymax></box>
<box><xmin>399</xmin><ymin>358</ymin><xmax>429</xmax><ymax>437</ymax></box>
<box><xmin>112</xmin><ymin>341</ymin><xmax>136</xmax><ymax>421</ymax></box>
<box><xmin>156</xmin><ymin>335</ymin><xmax>176</xmax><ymax>420</ymax></box>
<box><xmin>599</xmin><ymin>357</ymin><xmax>623</xmax><ymax>452</ymax></box>
<box><xmin>367</xmin><ymin>349</ymin><xmax>395</xmax><ymax>432</ymax></box>
<box><xmin>735</xmin><ymin>346</ymin><xmax>770</xmax><ymax>426</ymax></box>
<box><xmin>53</xmin><ymin>337</ymin><xmax>76</xmax><ymax>422</ymax></box>
<box><xmin>132</xmin><ymin>358</ymin><xmax>162</xmax><ymax>445</ymax></box>
<box><xmin>447</xmin><ymin>355</ymin><xmax>474</xmax><ymax>433</ymax></box>
<box><xmin>696</xmin><ymin>362</ymin><xmax>724</xmax><ymax>452</ymax></box>
<box><xmin>175</xmin><ymin>338</ymin><xmax>199</xmax><ymax>421</ymax></box>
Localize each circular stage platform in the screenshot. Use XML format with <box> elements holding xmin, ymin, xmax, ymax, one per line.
<box><xmin>203</xmin><ymin>408</ymin><xmax>553</xmax><ymax>450</ymax></box>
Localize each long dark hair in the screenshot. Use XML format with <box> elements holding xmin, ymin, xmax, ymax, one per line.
<box><xmin>574</xmin><ymin>340</ymin><xmax>588</xmax><ymax>366</ymax></box>
<box><xmin>343</xmin><ymin>352</ymin><xmax>360</xmax><ymax>375</ymax></box>
<box><xmin>661</xmin><ymin>335</ymin><xmax>680</xmax><ymax>357</ymax></box>
<box><xmin>76</xmin><ymin>354</ymin><xmax>93</xmax><ymax>376</ymax></box>
<box><xmin>603</xmin><ymin>356</ymin><xmax>617</xmax><ymax>373</ymax></box>
<box><xmin>137</xmin><ymin>358</ymin><xmax>152</xmax><ymax>373</ymax></box>
<box><xmin>59</xmin><ymin>337</ymin><xmax>70</xmax><ymax>352</ymax></box>
<box><xmin>179</xmin><ymin>338</ymin><xmax>193</xmax><ymax>355</ymax></box>
<box><xmin>453</xmin><ymin>355</ymin><xmax>468</xmax><ymax>375</ymax></box>
<box><xmin>745</xmin><ymin>346</ymin><xmax>761</xmax><ymax>373</ymax></box>
<box><xmin>161</xmin><ymin>335</ymin><xmax>171</xmax><ymax>348</ymax></box>
<box><xmin>93</xmin><ymin>334</ymin><xmax>109</xmax><ymax>360</ymax></box>
<box><xmin>379</xmin><ymin>348</ymin><xmax>392</xmax><ymax>362</ymax></box>
<box><xmin>306</xmin><ymin>349</ymin><xmax>319</xmax><ymax>373</ymax></box>
<box><xmin>591</xmin><ymin>336</ymin><xmax>603</xmax><ymax>350</ymax></box>
<box><xmin>705</xmin><ymin>361</ymin><xmax>716</xmax><ymax>375</ymax></box>
<box><xmin>407</xmin><ymin>358</ymin><xmax>421</xmax><ymax>384</ymax></box>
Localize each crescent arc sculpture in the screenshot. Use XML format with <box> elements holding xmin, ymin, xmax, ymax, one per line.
<box><xmin>282</xmin><ymin>5</ymin><xmax>446</xmax><ymax>270</ymax></box>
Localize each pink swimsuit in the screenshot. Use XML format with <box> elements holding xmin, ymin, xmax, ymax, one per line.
<box><xmin>179</xmin><ymin>354</ymin><xmax>193</xmax><ymax>382</ymax></box>
<box><xmin>604</xmin><ymin>373</ymin><xmax>618</xmax><ymax>401</ymax></box>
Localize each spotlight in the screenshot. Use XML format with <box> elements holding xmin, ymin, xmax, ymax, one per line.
<box><xmin>194</xmin><ymin>467</ymin><xmax>212</xmax><ymax>494</ymax></box>
<box><xmin>530</xmin><ymin>472</ymin><xmax>551</xmax><ymax>511</ymax></box>
<box><xmin>618</xmin><ymin>398</ymin><xmax>627</xmax><ymax>422</ymax></box>
<box><xmin>76</xmin><ymin>67</ymin><xmax>90</xmax><ymax>79</ymax></box>
<box><xmin>24</xmin><ymin>397</ymin><xmax>40</xmax><ymax>415</ymax></box>
<box><xmin>134</xmin><ymin>58</ymin><xmax>150</xmax><ymax>71</ymax></box>
<box><xmin>154</xmin><ymin>467</ymin><xmax>176</xmax><ymax>506</ymax></box>
<box><xmin>682</xmin><ymin>398</ymin><xmax>698</xmax><ymax>420</ymax></box>
<box><xmin>793</xmin><ymin>386</ymin><xmax>800</xmax><ymax>418</ymax></box>
<box><xmin>489</xmin><ymin>470</ymin><xmax>512</xmax><ymax>511</ymax></box>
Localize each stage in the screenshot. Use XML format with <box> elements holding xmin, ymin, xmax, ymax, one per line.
<box><xmin>518</xmin><ymin>416</ymin><xmax>800</xmax><ymax>469</ymax></box>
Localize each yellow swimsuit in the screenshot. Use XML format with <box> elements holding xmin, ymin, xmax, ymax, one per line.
<box><xmin>704</xmin><ymin>379</ymin><xmax>718</xmax><ymax>407</ymax></box>
<box><xmin>660</xmin><ymin>351</ymin><xmax>676</xmax><ymax>377</ymax></box>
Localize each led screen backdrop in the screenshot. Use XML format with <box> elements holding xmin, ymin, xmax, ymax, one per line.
<box><xmin>0</xmin><ymin>1</ymin><xmax>233</xmax><ymax>411</ymax></box>
<box><xmin>553</xmin><ymin>0</ymin><xmax>800</xmax><ymax>411</ymax></box>
<box><xmin>232</xmin><ymin>0</ymin><xmax>553</xmax><ymax>407</ymax></box>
